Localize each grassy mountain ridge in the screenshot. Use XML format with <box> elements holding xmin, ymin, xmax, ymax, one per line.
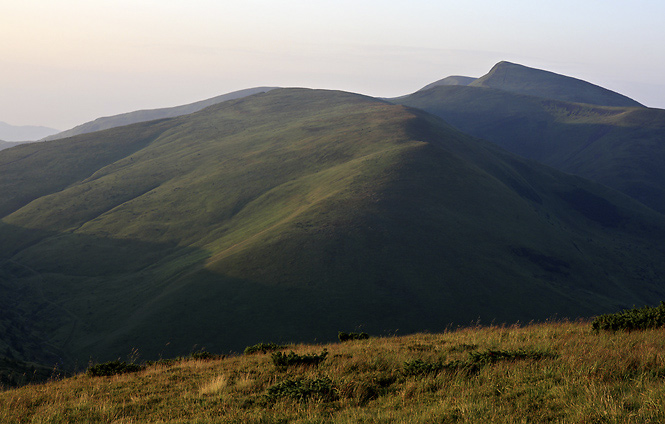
<box><xmin>2</xmin><ymin>321</ymin><xmax>665</xmax><ymax>423</ymax></box>
<box><xmin>393</xmin><ymin>84</ymin><xmax>665</xmax><ymax>213</ymax></box>
<box><xmin>470</xmin><ymin>61</ymin><xmax>644</xmax><ymax>107</ymax></box>
<box><xmin>2</xmin><ymin>88</ymin><xmax>665</xmax><ymax>371</ymax></box>
<box><xmin>42</xmin><ymin>87</ymin><xmax>277</xmax><ymax>141</ymax></box>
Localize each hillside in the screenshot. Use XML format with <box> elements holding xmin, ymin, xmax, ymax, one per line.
<box><xmin>417</xmin><ymin>75</ymin><xmax>476</xmax><ymax>92</ymax></box>
<box><xmin>42</xmin><ymin>87</ymin><xmax>276</xmax><ymax>141</ymax></box>
<box><xmin>0</xmin><ymin>121</ymin><xmax>58</xmax><ymax>142</ymax></box>
<box><xmin>469</xmin><ymin>61</ymin><xmax>644</xmax><ymax>107</ymax></box>
<box><xmin>2</xmin><ymin>88</ymin><xmax>665</xmax><ymax>371</ymax></box>
<box><xmin>2</xmin><ymin>321</ymin><xmax>665</xmax><ymax>423</ymax></box>
<box><xmin>393</xmin><ymin>84</ymin><xmax>665</xmax><ymax>214</ymax></box>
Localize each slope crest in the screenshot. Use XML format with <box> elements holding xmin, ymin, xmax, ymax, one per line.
<box><xmin>470</xmin><ymin>61</ymin><xmax>644</xmax><ymax>107</ymax></box>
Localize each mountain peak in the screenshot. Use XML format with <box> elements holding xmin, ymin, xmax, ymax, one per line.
<box><xmin>470</xmin><ymin>61</ymin><xmax>644</xmax><ymax>107</ymax></box>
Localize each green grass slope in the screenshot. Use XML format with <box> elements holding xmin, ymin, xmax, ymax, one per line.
<box><xmin>3</xmin><ymin>322</ymin><xmax>665</xmax><ymax>423</ymax></box>
<box><xmin>417</xmin><ymin>75</ymin><xmax>477</xmax><ymax>92</ymax></box>
<box><xmin>2</xmin><ymin>88</ymin><xmax>665</xmax><ymax>371</ymax></box>
<box><xmin>394</xmin><ymin>84</ymin><xmax>665</xmax><ymax>213</ymax></box>
<box><xmin>470</xmin><ymin>61</ymin><xmax>644</xmax><ymax>107</ymax></box>
<box><xmin>42</xmin><ymin>87</ymin><xmax>277</xmax><ymax>141</ymax></box>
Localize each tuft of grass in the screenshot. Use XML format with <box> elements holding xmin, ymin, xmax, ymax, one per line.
<box><xmin>198</xmin><ymin>374</ymin><xmax>228</xmax><ymax>395</ymax></box>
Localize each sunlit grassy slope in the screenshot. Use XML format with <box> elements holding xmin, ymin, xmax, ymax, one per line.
<box><xmin>2</xmin><ymin>88</ymin><xmax>665</xmax><ymax>371</ymax></box>
<box><xmin>394</xmin><ymin>84</ymin><xmax>665</xmax><ymax>213</ymax></box>
<box><xmin>2</xmin><ymin>321</ymin><xmax>665</xmax><ymax>423</ymax></box>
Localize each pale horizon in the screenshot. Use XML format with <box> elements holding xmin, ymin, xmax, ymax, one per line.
<box><xmin>3</xmin><ymin>0</ymin><xmax>665</xmax><ymax>130</ymax></box>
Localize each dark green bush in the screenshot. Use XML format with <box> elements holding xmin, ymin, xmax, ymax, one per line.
<box><xmin>190</xmin><ymin>349</ymin><xmax>223</xmax><ymax>361</ymax></box>
<box><xmin>244</xmin><ymin>343</ymin><xmax>287</xmax><ymax>355</ymax></box>
<box><xmin>403</xmin><ymin>348</ymin><xmax>556</xmax><ymax>377</ymax></box>
<box><xmin>468</xmin><ymin>348</ymin><xmax>558</xmax><ymax>364</ymax></box>
<box><xmin>271</xmin><ymin>350</ymin><xmax>328</xmax><ymax>368</ymax></box>
<box><xmin>591</xmin><ymin>302</ymin><xmax>665</xmax><ymax>332</ymax></box>
<box><xmin>403</xmin><ymin>359</ymin><xmax>479</xmax><ymax>376</ymax></box>
<box><xmin>265</xmin><ymin>377</ymin><xmax>336</xmax><ymax>402</ymax></box>
<box><xmin>338</xmin><ymin>332</ymin><xmax>370</xmax><ymax>342</ymax></box>
<box><xmin>86</xmin><ymin>360</ymin><xmax>144</xmax><ymax>377</ymax></box>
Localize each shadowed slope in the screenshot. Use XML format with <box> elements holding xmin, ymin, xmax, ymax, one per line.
<box><xmin>394</xmin><ymin>84</ymin><xmax>665</xmax><ymax>213</ymax></box>
<box><xmin>2</xmin><ymin>88</ymin><xmax>665</xmax><ymax>368</ymax></box>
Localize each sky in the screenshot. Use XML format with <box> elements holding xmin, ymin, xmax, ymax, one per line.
<box><xmin>2</xmin><ymin>0</ymin><xmax>665</xmax><ymax>130</ymax></box>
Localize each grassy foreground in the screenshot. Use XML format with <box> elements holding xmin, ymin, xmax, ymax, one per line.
<box><xmin>2</xmin><ymin>320</ymin><xmax>665</xmax><ymax>423</ymax></box>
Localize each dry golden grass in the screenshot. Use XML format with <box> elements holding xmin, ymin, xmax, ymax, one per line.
<box><xmin>2</xmin><ymin>320</ymin><xmax>665</xmax><ymax>423</ymax></box>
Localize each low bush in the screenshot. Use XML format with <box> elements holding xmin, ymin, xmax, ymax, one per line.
<box><xmin>265</xmin><ymin>377</ymin><xmax>336</xmax><ymax>402</ymax></box>
<box><xmin>271</xmin><ymin>350</ymin><xmax>328</xmax><ymax>368</ymax></box>
<box><xmin>468</xmin><ymin>348</ymin><xmax>558</xmax><ymax>364</ymax></box>
<box><xmin>190</xmin><ymin>349</ymin><xmax>224</xmax><ymax>361</ymax></box>
<box><xmin>403</xmin><ymin>348</ymin><xmax>557</xmax><ymax>377</ymax></box>
<box><xmin>591</xmin><ymin>302</ymin><xmax>665</xmax><ymax>331</ymax></box>
<box><xmin>403</xmin><ymin>359</ymin><xmax>479</xmax><ymax>376</ymax></box>
<box><xmin>244</xmin><ymin>343</ymin><xmax>287</xmax><ymax>355</ymax></box>
<box><xmin>86</xmin><ymin>361</ymin><xmax>144</xmax><ymax>377</ymax></box>
<box><xmin>338</xmin><ymin>332</ymin><xmax>369</xmax><ymax>342</ymax></box>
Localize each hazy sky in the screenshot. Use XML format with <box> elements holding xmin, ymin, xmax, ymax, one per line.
<box><xmin>3</xmin><ymin>0</ymin><xmax>665</xmax><ymax>130</ymax></box>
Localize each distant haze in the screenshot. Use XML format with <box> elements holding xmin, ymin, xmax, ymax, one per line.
<box><xmin>2</xmin><ymin>0</ymin><xmax>665</xmax><ymax>130</ymax></box>
<box><xmin>0</xmin><ymin>121</ymin><xmax>59</xmax><ymax>142</ymax></box>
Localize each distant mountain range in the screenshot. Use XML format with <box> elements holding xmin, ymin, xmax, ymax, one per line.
<box><xmin>42</xmin><ymin>87</ymin><xmax>277</xmax><ymax>141</ymax></box>
<box><xmin>2</xmin><ymin>61</ymin><xmax>665</xmax><ymax>374</ymax></box>
<box><xmin>0</xmin><ymin>121</ymin><xmax>59</xmax><ymax>144</ymax></box>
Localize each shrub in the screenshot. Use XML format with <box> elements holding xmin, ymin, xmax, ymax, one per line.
<box><xmin>591</xmin><ymin>302</ymin><xmax>665</xmax><ymax>332</ymax></box>
<box><xmin>244</xmin><ymin>343</ymin><xmax>287</xmax><ymax>355</ymax></box>
<box><xmin>265</xmin><ymin>377</ymin><xmax>336</xmax><ymax>402</ymax></box>
<box><xmin>190</xmin><ymin>349</ymin><xmax>223</xmax><ymax>361</ymax></box>
<box><xmin>403</xmin><ymin>348</ymin><xmax>556</xmax><ymax>377</ymax></box>
<box><xmin>403</xmin><ymin>359</ymin><xmax>479</xmax><ymax>376</ymax></box>
<box><xmin>468</xmin><ymin>348</ymin><xmax>558</xmax><ymax>364</ymax></box>
<box><xmin>338</xmin><ymin>332</ymin><xmax>370</xmax><ymax>342</ymax></box>
<box><xmin>271</xmin><ymin>350</ymin><xmax>328</xmax><ymax>368</ymax></box>
<box><xmin>86</xmin><ymin>361</ymin><xmax>144</xmax><ymax>377</ymax></box>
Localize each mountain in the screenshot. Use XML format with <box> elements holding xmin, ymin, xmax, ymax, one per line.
<box><xmin>42</xmin><ymin>87</ymin><xmax>277</xmax><ymax>141</ymax></box>
<box><xmin>0</xmin><ymin>140</ymin><xmax>22</xmax><ymax>151</ymax></box>
<box><xmin>469</xmin><ymin>61</ymin><xmax>644</xmax><ymax>107</ymax></box>
<box><xmin>0</xmin><ymin>121</ymin><xmax>58</xmax><ymax>142</ymax></box>
<box><xmin>417</xmin><ymin>75</ymin><xmax>476</xmax><ymax>92</ymax></box>
<box><xmin>2</xmin><ymin>88</ymin><xmax>665</xmax><ymax>371</ymax></box>
<box><xmin>393</xmin><ymin>83</ymin><xmax>665</xmax><ymax>214</ymax></box>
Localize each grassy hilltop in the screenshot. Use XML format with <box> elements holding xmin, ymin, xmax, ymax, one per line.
<box><xmin>2</xmin><ymin>88</ymin><xmax>665</xmax><ymax>371</ymax></box>
<box><xmin>2</xmin><ymin>321</ymin><xmax>665</xmax><ymax>423</ymax></box>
